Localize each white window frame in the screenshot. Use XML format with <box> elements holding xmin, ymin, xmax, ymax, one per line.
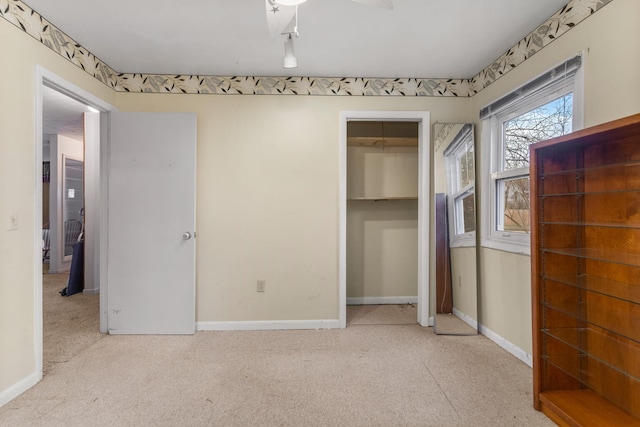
<box><xmin>481</xmin><ymin>54</ymin><xmax>584</xmax><ymax>255</ymax></box>
<box><xmin>444</xmin><ymin>124</ymin><xmax>476</xmax><ymax>248</ymax></box>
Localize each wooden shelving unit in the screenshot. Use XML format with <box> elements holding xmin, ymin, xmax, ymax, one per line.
<box><xmin>530</xmin><ymin>113</ymin><xmax>640</xmax><ymax>426</ymax></box>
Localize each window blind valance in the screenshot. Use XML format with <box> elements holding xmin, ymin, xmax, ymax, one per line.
<box><xmin>479</xmin><ymin>54</ymin><xmax>582</xmax><ymax>120</ymax></box>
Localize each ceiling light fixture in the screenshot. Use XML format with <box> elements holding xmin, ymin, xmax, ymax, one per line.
<box><xmin>283</xmin><ymin>33</ymin><xmax>297</xmax><ymax>68</ymax></box>
<box><xmin>280</xmin><ymin>2</ymin><xmax>301</xmax><ymax>69</ymax></box>
<box><xmin>274</xmin><ymin>0</ymin><xmax>307</xmax><ymax>5</ymax></box>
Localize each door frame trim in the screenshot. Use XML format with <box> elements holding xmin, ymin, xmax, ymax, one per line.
<box><xmin>34</xmin><ymin>67</ymin><xmax>117</xmax><ymax>372</ymax></box>
<box><xmin>339</xmin><ymin>111</ymin><xmax>432</xmax><ymax>328</ymax></box>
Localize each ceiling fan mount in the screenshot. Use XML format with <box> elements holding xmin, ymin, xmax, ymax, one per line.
<box><xmin>265</xmin><ymin>0</ymin><xmax>393</xmax><ymax>69</ymax></box>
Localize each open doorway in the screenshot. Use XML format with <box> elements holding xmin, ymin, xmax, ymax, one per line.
<box><xmin>35</xmin><ymin>67</ymin><xmax>116</xmax><ymax>377</ymax></box>
<box><xmin>41</xmin><ymin>86</ymin><xmax>98</xmax><ymax>374</ymax></box>
<box><xmin>339</xmin><ymin>111</ymin><xmax>431</xmax><ymax>329</ymax></box>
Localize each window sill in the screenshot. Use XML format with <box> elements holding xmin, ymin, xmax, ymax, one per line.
<box><xmin>481</xmin><ymin>237</ymin><xmax>531</xmax><ymax>256</ymax></box>
<box><xmin>450</xmin><ymin>235</ymin><xmax>476</xmax><ymax>249</ymax></box>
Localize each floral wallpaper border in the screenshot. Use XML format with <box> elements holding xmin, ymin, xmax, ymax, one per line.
<box><xmin>434</xmin><ymin>123</ymin><xmax>455</xmax><ymax>152</ymax></box>
<box><xmin>0</xmin><ymin>0</ymin><xmax>612</xmax><ymax>96</ymax></box>
<box><xmin>114</xmin><ymin>74</ymin><xmax>473</xmax><ymax>96</ymax></box>
<box><xmin>0</xmin><ymin>0</ymin><xmax>119</xmax><ymax>89</ymax></box>
<box><xmin>470</xmin><ymin>0</ymin><xmax>611</xmax><ymax>91</ymax></box>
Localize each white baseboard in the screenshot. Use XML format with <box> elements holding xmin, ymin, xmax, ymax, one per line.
<box><xmin>452</xmin><ymin>307</ymin><xmax>478</xmax><ymax>329</ymax></box>
<box><xmin>197</xmin><ymin>319</ymin><xmax>340</xmax><ymax>331</ymax></box>
<box><xmin>478</xmin><ymin>323</ymin><xmax>533</xmax><ymax>367</ymax></box>
<box><xmin>83</xmin><ymin>288</ymin><xmax>99</xmax><ymax>295</ymax></box>
<box><xmin>446</xmin><ymin>309</ymin><xmax>531</xmax><ymax>367</ymax></box>
<box><xmin>0</xmin><ymin>371</ymin><xmax>41</xmax><ymax>408</ymax></box>
<box><xmin>346</xmin><ymin>296</ymin><xmax>418</xmax><ymax>305</ymax></box>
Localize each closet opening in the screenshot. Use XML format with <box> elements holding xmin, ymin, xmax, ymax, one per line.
<box><xmin>345</xmin><ymin>120</ymin><xmax>419</xmax><ymax>326</ymax></box>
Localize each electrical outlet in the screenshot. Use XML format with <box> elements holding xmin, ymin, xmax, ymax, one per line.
<box><xmin>257</xmin><ymin>280</ymin><xmax>266</xmax><ymax>293</ymax></box>
<box><xmin>458</xmin><ymin>276</ymin><xmax>462</xmax><ymax>287</ymax></box>
<box><xmin>8</xmin><ymin>214</ymin><xmax>18</xmax><ymax>231</ymax></box>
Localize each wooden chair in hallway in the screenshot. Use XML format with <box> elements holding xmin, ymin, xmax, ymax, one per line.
<box><xmin>64</xmin><ymin>219</ymin><xmax>83</xmax><ymax>250</ymax></box>
<box><xmin>42</xmin><ymin>227</ymin><xmax>50</xmax><ymax>262</ymax></box>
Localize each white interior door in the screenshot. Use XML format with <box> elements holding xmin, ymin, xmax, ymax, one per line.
<box><xmin>107</xmin><ymin>112</ymin><xmax>196</xmax><ymax>334</ymax></box>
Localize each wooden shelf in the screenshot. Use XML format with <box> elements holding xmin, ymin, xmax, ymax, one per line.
<box><xmin>531</xmin><ymin>113</ymin><xmax>640</xmax><ymax>425</ymax></box>
<box><xmin>540</xmin><ymin>247</ymin><xmax>640</xmax><ymax>268</ymax></box>
<box><xmin>347</xmin><ymin>136</ymin><xmax>418</xmax><ymax>147</ymax></box>
<box><xmin>542</xmin><ymin>326</ymin><xmax>640</xmax><ymax>379</ymax></box>
<box><xmin>541</xmin><ymin>273</ymin><xmax>640</xmax><ymax>305</ymax></box>
<box><xmin>539</xmin><ymin>390</ymin><xmax>640</xmax><ymax>427</ymax></box>
<box><xmin>348</xmin><ymin>196</ymin><xmax>417</xmax><ymax>201</ymax></box>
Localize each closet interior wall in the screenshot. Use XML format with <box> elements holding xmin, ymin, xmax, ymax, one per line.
<box><xmin>346</xmin><ymin>121</ymin><xmax>419</xmax><ymax>304</ymax></box>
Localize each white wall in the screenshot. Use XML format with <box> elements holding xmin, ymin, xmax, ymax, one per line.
<box><xmin>47</xmin><ymin>134</ymin><xmax>83</xmax><ymax>274</ymax></box>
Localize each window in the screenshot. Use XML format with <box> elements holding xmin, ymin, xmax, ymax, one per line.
<box><xmin>481</xmin><ymin>55</ymin><xmax>583</xmax><ymax>253</ymax></box>
<box><xmin>445</xmin><ymin>124</ymin><xmax>475</xmax><ymax>247</ymax></box>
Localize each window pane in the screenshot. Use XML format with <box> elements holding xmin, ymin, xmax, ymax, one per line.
<box><xmin>462</xmin><ymin>193</ymin><xmax>476</xmax><ymax>233</ymax></box>
<box><xmin>454</xmin><ymin>143</ymin><xmax>474</xmax><ymax>191</ymax></box>
<box><xmin>501</xmin><ymin>177</ymin><xmax>530</xmax><ymax>233</ymax></box>
<box><xmin>455</xmin><ymin>192</ymin><xmax>476</xmax><ymax>235</ymax></box>
<box><xmin>466</xmin><ymin>146</ymin><xmax>474</xmax><ymax>185</ymax></box>
<box><xmin>459</xmin><ymin>152</ymin><xmax>470</xmax><ymax>188</ymax></box>
<box><xmin>503</xmin><ymin>93</ymin><xmax>573</xmax><ymax>170</ymax></box>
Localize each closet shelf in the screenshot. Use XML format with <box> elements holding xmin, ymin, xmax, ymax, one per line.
<box><xmin>348</xmin><ymin>196</ymin><xmax>418</xmax><ymax>201</ymax></box>
<box><xmin>347</xmin><ymin>137</ymin><xmax>417</xmax><ymax>147</ymax></box>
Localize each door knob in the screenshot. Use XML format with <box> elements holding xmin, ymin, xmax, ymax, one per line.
<box><xmin>183</xmin><ymin>232</ymin><xmax>192</xmax><ymax>240</ymax></box>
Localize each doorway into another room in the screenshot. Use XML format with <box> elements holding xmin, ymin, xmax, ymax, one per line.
<box><xmin>37</xmin><ymin>70</ymin><xmax>110</xmax><ymax>376</ymax></box>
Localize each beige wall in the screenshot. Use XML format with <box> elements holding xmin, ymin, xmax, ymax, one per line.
<box><xmin>0</xmin><ymin>19</ymin><xmax>116</xmax><ymax>399</ymax></box>
<box><xmin>449</xmin><ymin>246</ymin><xmax>477</xmax><ymax>318</ymax></box>
<box><xmin>114</xmin><ymin>94</ymin><xmax>469</xmax><ymax>321</ymax></box>
<box><xmin>347</xmin><ymin>200</ymin><xmax>418</xmax><ymax>299</ymax></box>
<box><xmin>347</xmin><ymin>145</ymin><xmax>419</xmax><ymax>299</ymax></box>
<box><xmin>470</xmin><ymin>0</ymin><xmax>640</xmax><ymax>355</ymax></box>
<box><xmin>347</xmin><ymin>146</ymin><xmax>419</xmax><ymax>199</ymax></box>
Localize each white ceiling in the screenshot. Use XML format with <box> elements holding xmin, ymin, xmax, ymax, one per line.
<box><xmin>42</xmin><ymin>86</ymin><xmax>89</xmax><ymax>142</ymax></box>
<box><xmin>25</xmin><ymin>0</ymin><xmax>569</xmax><ymax>79</ymax></box>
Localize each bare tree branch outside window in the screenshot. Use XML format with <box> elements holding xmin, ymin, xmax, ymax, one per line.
<box><xmin>501</xmin><ymin>94</ymin><xmax>573</xmax><ymax>232</ymax></box>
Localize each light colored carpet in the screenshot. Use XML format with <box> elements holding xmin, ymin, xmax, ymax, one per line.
<box><xmin>42</xmin><ymin>269</ymin><xmax>102</xmax><ymax>375</ymax></box>
<box><xmin>434</xmin><ymin>313</ymin><xmax>477</xmax><ymax>336</ymax></box>
<box><xmin>1</xmin><ymin>282</ymin><xmax>554</xmax><ymax>427</ymax></box>
<box><xmin>347</xmin><ymin>304</ymin><xmax>417</xmax><ymax>325</ymax></box>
